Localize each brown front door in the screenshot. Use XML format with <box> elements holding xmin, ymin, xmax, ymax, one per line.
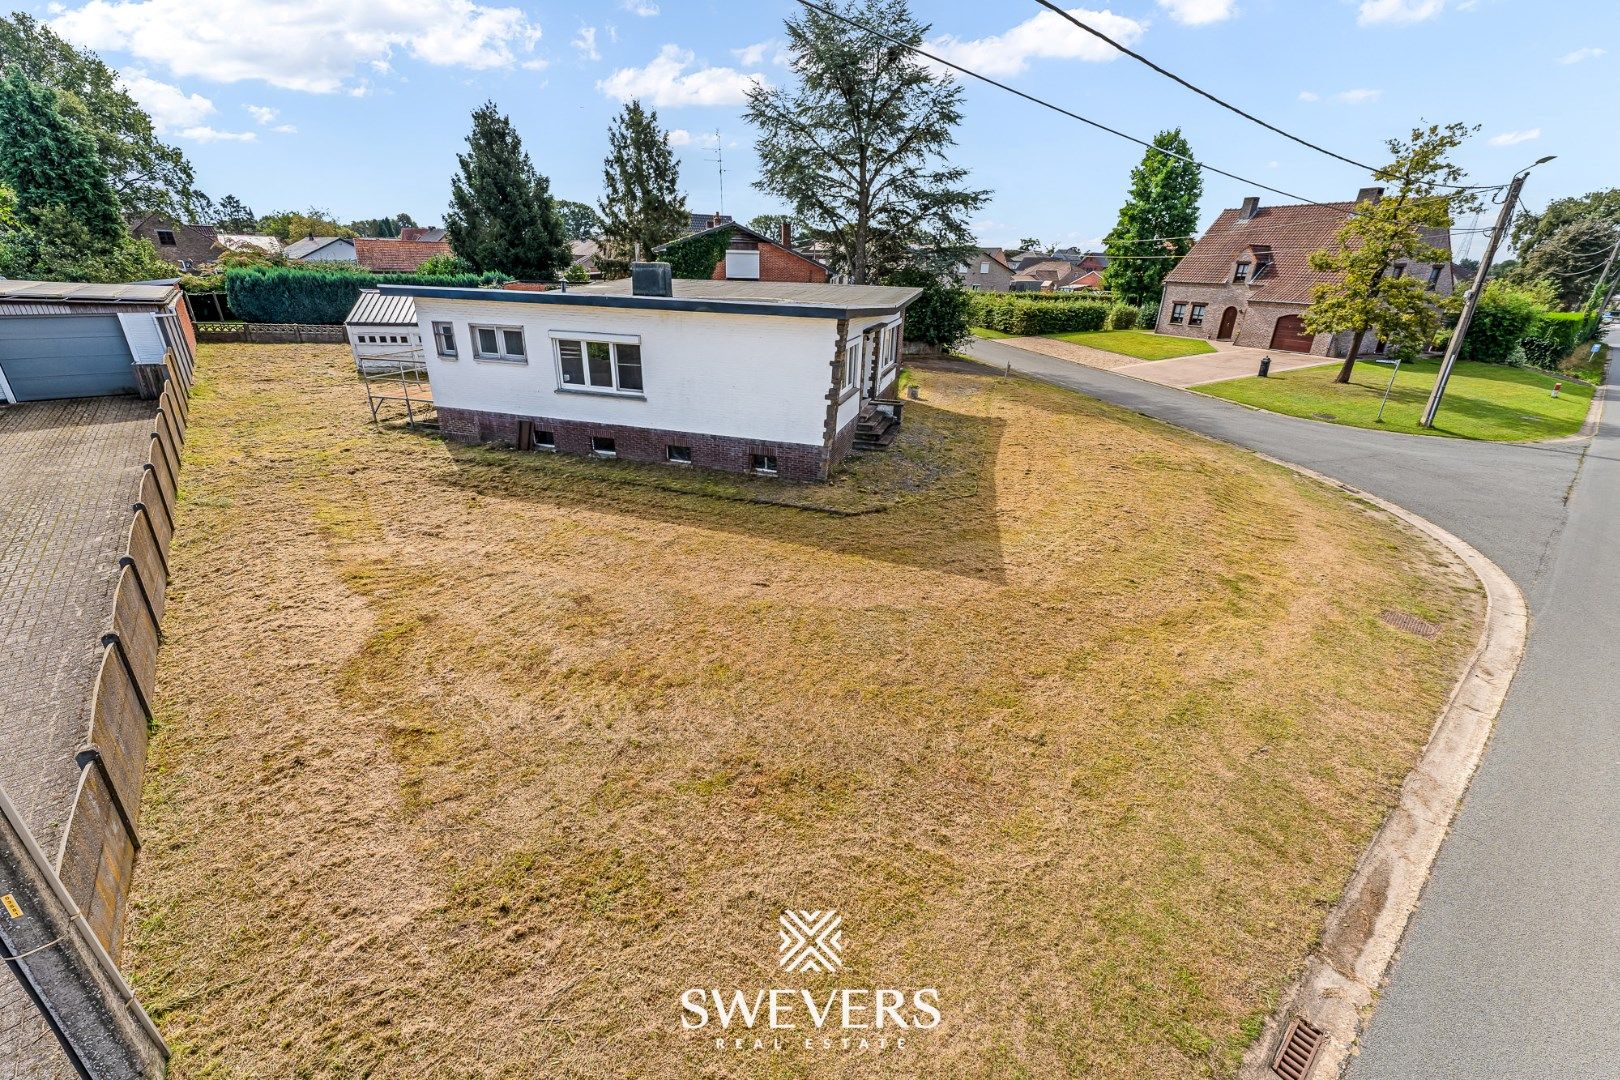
<box><xmin>1269</xmin><ymin>314</ymin><xmax>1315</xmax><ymax>352</ymax></box>
<box><xmin>1216</xmin><ymin>306</ymin><xmax>1238</xmax><ymax>341</ymax></box>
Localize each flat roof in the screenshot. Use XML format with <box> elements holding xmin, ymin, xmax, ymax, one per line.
<box><xmin>0</xmin><ymin>279</ymin><xmax>178</xmax><ymax>305</ymax></box>
<box><xmin>381</xmin><ymin>277</ymin><xmax>921</xmax><ymax>319</ymax></box>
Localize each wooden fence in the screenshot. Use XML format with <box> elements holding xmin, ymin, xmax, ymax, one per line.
<box><xmin>52</xmin><ymin>346</ymin><xmax>193</xmax><ymax>955</ymax></box>
<box><xmin>196</xmin><ymin>322</ymin><xmax>347</xmax><ymax>344</ymax></box>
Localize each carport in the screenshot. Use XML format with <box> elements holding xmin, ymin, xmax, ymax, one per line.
<box><xmin>0</xmin><ymin>280</ymin><xmax>196</xmax><ymax>403</ymax></box>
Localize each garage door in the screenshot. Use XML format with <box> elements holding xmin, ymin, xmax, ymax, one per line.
<box><xmin>1269</xmin><ymin>314</ymin><xmax>1316</xmax><ymax>353</ymax></box>
<box><xmin>0</xmin><ymin>315</ymin><xmax>137</xmax><ymax>401</ymax></box>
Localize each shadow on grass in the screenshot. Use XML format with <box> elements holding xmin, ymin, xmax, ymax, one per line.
<box><xmin>424</xmin><ymin>376</ymin><xmax>1010</xmax><ymax>584</ymax></box>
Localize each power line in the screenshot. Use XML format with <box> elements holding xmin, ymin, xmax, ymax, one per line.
<box><xmin>1028</xmin><ymin>0</ymin><xmax>1500</xmax><ymax>194</ymax></box>
<box><xmin>791</xmin><ymin>0</ymin><xmax>1331</xmax><ymax>207</ymax></box>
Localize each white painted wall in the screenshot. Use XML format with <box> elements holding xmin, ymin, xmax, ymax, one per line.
<box><xmin>412</xmin><ymin>296</ymin><xmax>843</xmax><ymax>446</ymax></box>
<box><xmin>833</xmin><ymin>313</ymin><xmax>904</xmax><ymax>432</ymax></box>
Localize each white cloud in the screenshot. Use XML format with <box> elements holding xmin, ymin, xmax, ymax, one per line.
<box><xmin>1560</xmin><ymin>46</ymin><xmax>1604</xmax><ymax>65</ymax></box>
<box><xmin>572</xmin><ymin>25</ymin><xmax>600</xmax><ymax>61</ymax></box>
<box><xmin>244</xmin><ymin>103</ymin><xmax>278</xmax><ymax>124</ymax></box>
<box><xmin>1156</xmin><ymin>0</ymin><xmax>1237</xmax><ymax>25</ymax></box>
<box><xmin>1488</xmin><ymin>128</ymin><xmax>1540</xmax><ymax>146</ymax></box>
<box><xmin>178</xmin><ymin>125</ymin><xmax>256</xmax><ymax>142</ymax></box>
<box><xmin>1357</xmin><ymin>0</ymin><xmax>1445</xmax><ymax>25</ymax></box>
<box><xmin>621</xmin><ymin>0</ymin><xmax>658</xmax><ymax>14</ymax></box>
<box><xmin>665</xmin><ymin>127</ymin><xmax>692</xmax><ymax>146</ymax></box>
<box><xmin>52</xmin><ymin>0</ymin><xmax>544</xmax><ymax>94</ymax></box>
<box><xmin>1297</xmin><ymin>90</ymin><xmax>1319</xmax><ymax>101</ymax></box>
<box><xmin>597</xmin><ymin>44</ymin><xmax>764</xmax><ymax>107</ymax></box>
<box><xmin>116</xmin><ymin>69</ymin><xmax>214</xmax><ymax>131</ymax></box>
<box><xmin>731</xmin><ymin>40</ymin><xmax>775</xmax><ymax>67</ymax></box>
<box><xmin>1334</xmin><ymin>88</ymin><xmax>1381</xmax><ymax>104</ymax></box>
<box><xmin>928</xmin><ymin>7</ymin><xmax>1146</xmax><ymax>77</ymax></box>
<box><xmin>272</xmin><ymin>123</ymin><xmax>297</xmax><ymax>134</ymax></box>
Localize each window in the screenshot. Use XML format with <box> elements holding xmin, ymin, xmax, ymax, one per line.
<box><xmin>156</xmin><ymin>229</ymin><xmax>176</xmax><ymax>246</ymax></box>
<box><xmin>667</xmin><ymin>445</ymin><xmax>692</xmax><ymax>465</ymax></box>
<box><xmin>882</xmin><ymin>325</ymin><xmax>900</xmax><ymax>372</ymax></box>
<box><xmin>1253</xmin><ymin>255</ymin><xmax>1273</xmax><ymax>280</ymax></box>
<box><xmin>1428</xmin><ymin>265</ymin><xmax>1443</xmax><ymax>290</ymax></box>
<box><xmin>1233</xmin><ymin>262</ymin><xmax>1250</xmax><ymax>283</ymax></box>
<box><xmin>553</xmin><ymin>336</ymin><xmax>643</xmax><ymax>393</ymax></box>
<box><xmin>842</xmin><ymin>341</ymin><xmax>861</xmax><ymax>391</ymax></box>
<box><xmin>1391</xmin><ymin>263</ymin><xmax>1407</xmax><ymax>279</ymax></box>
<box><xmin>1189</xmin><ymin>303</ymin><xmax>1207</xmax><ymax>327</ymax></box>
<box><xmin>751</xmin><ymin>453</ymin><xmax>778</xmax><ymax>475</ymax></box>
<box><xmin>534</xmin><ymin>429</ymin><xmax>555</xmax><ymax>451</ymax></box>
<box><xmin>432</xmin><ymin>322</ymin><xmax>457</xmax><ymax>358</ymax></box>
<box><xmin>591</xmin><ymin>436</ymin><xmax>617</xmax><ymax>458</ymax></box>
<box><xmin>1169</xmin><ymin>302</ymin><xmax>1188</xmax><ymax>324</ymax></box>
<box><xmin>471</xmin><ymin>324</ymin><xmax>527</xmax><ymax>363</ymax></box>
<box><xmin>979</xmin><ymin>262</ymin><xmax>990</xmax><ymax>274</ymax></box>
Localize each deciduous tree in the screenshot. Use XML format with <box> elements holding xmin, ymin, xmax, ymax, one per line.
<box><xmin>0</xmin><ymin>68</ymin><xmax>125</xmax><ymax>244</ymax></box>
<box><xmin>556</xmin><ymin>199</ymin><xmax>604</xmax><ymax>241</ymax></box>
<box><xmin>598</xmin><ymin>100</ymin><xmax>688</xmax><ymax>262</ymax></box>
<box><xmin>1303</xmin><ymin>122</ymin><xmax>1479</xmax><ymax>383</ymax></box>
<box><xmin>1101</xmin><ymin>129</ymin><xmax>1202</xmax><ymax>305</ymax></box>
<box><xmin>445</xmin><ymin>101</ymin><xmax>570</xmax><ymax>280</ymax></box>
<box><xmin>746</xmin><ymin>0</ymin><xmax>986</xmax><ymax>284</ymax></box>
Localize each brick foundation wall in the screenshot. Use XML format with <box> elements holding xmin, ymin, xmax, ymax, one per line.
<box><xmin>439</xmin><ymin>407</ymin><xmax>832</xmax><ymax>481</ymax></box>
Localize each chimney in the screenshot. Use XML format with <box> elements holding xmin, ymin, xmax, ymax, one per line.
<box><xmin>1356</xmin><ymin>186</ymin><xmax>1385</xmax><ymax>205</ymax></box>
<box><xmin>630</xmin><ymin>261</ymin><xmax>673</xmax><ymax>298</ymax></box>
<box><xmin>779</xmin><ymin>220</ymin><xmax>792</xmax><ymax>248</ymax></box>
<box><xmin>1238</xmin><ymin>197</ymin><xmax>1260</xmax><ymax>221</ymax></box>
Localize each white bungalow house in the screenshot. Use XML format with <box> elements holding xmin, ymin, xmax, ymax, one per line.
<box><xmin>381</xmin><ymin>264</ymin><xmax>919</xmax><ymax>481</ymax></box>
<box><xmin>343</xmin><ymin>289</ymin><xmax>423</xmax><ymax>373</ymax></box>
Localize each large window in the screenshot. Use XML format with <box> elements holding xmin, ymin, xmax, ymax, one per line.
<box><xmin>553</xmin><ymin>335</ymin><xmax>643</xmax><ymax>394</ymax></box>
<box><xmin>1188</xmin><ymin>303</ymin><xmax>1207</xmax><ymax>327</ymax></box>
<box><xmin>156</xmin><ymin>229</ymin><xmax>176</xmax><ymax>247</ymax></box>
<box><xmin>432</xmin><ymin>321</ymin><xmax>457</xmax><ymax>358</ymax></box>
<box><xmin>471</xmin><ymin>324</ymin><xmax>527</xmax><ymax>363</ymax></box>
<box><xmin>1169</xmin><ymin>302</ymin><xmax>1188</xmax><ymax>324</ymax></box>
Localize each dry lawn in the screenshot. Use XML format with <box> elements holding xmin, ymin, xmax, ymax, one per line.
<box><xmin>128</xmin><ymin>343</ymin><xmax>1483</xmax><ymax>1079</ymax></box>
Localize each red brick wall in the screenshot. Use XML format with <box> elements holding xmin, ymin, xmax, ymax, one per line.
<box><xmin>438</xmin><ymin>407</ymin><xmax>833</xmax><ymax>481</ymax></box>
<box><xmin>707</xmin><ymin>242</ymin><xmax>829</xmax><ymax>284</ymax></box>
<box><xmin>168</xmin><ymin>296</ymin><xmax>197</xmax><ymax>354</ymax></box>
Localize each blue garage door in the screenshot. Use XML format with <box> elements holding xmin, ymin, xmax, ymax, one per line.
<box><xmin>0</xmin><ymin>315</ymin><xmax>137</xmax><ymax>401</ymax></box>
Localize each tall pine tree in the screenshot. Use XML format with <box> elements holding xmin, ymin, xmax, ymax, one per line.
<box><xmin>598</xmin><ymin>100</ymin><xmax>687</xmax><ymax>263</ymax></box>
<box><xmin>445</xmin><ymin>101</ymin><xmax>570</xmax><ymax>281</ymax></box>
<box><xmin>0</xmin><ymin>68</ymin><xmax>125</xmax><ymax>246</ymax></box>
<box><xmin>1101</xmin><ymin>130</ymin><xmax>1203</xmax><ymax>305</ymax></box>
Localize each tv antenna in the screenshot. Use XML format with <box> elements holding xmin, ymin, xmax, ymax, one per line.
<box><xmin>710</xmin><ymin>130</ymin><xmax>726</xmax><ymax>215</ymax></box>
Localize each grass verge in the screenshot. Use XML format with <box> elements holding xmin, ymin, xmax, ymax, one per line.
<box><xmin>1047</xmin><ymin>330</ymin><xmax>1217</xmax><ymax>361</ymax></box>
<box><xmin>1201</xmin><ymin>357</ymin><xmax>1594</xmax><ymax>440</ymax></box>
<box><xmin>128</xmin><ymin>343</ymin><xmax>1483</xmax><ymax>1079</ymax></box>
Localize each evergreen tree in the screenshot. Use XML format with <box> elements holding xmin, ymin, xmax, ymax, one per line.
<box><xmin>598</xmin><ymin>100</ymin><xmax>687</xmax><ymax>262</ymax></box>
<box><xmin>746</xmin><ymin>0</ymin><xmax>986</xmax><ymax>284</ymax></box>
<box><xmin>214</xmin><ymin>194</ymin><xmax>256</xmax><ymax>232</ymax></box>
<box><xmin>445</xmin><ymin>101</ymin><xmax>570</xmax><ymax>280</ymax></box>
<box><xmin>0</xmin><ymin>69</ymin><xmax>125</xmax><ymax>246</ymax></box>
<box><xmin>1101</xmin><ymin>130</ymin><xmax>1202</xmax><ymax>305</ymax></box>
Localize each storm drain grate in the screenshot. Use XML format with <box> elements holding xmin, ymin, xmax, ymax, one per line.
<box><xmin>1271</xmin><ymin>1015</ymin><xmax>1325</xmax><ymax>1080</ymax></box>
<box><xmin>1380</xmin><ymin>609</ymin><xmax>1440</xmax><ymax>639</ymax></box>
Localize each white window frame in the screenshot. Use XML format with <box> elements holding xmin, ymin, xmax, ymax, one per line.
<box><xmin>549</xmin><ymin>331</ymin><xmax>644</xmax><ymax>395</ymax></box>
<box><xmin>432</xmin><ymin>321</ymin><xmax>458</xmax><ymax>359</ymax></box>
<box><xmin>878</xmin><ymin>321</ymin><xmax>902</xmax><ymax>375</ymax></box>
<box><xmin>470</xmin><ymin>323</ymin><xmax>528</xmax><ymax>364</ymax></box>
<box><xmin>841</xmin><ymin>340</ymin><xmax>861</xmax><ymax>394</ymax></box>
<box><xmin>979</xmin><ymin>262</ymin><xmax>990</xmax><ymax>274</ymax></box>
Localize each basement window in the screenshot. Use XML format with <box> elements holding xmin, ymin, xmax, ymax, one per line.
<box><xmin>667</xmin><ymin>445</ymin><xmax>692</xmax><ymax>465</ymax></box>
<box><xmin>534</xmin><ymin>429</ymin><xmax>555</xmax><ymax>451</ymax></box>
<box><xmin>751</xmin><ymin>453</ymin><xmax>779</xmax><ymax>476</ymax></box>
<box><xmin>591</xmin><ymin>436</ymin><xmax>617</xmax><ymax>458</ymax></box>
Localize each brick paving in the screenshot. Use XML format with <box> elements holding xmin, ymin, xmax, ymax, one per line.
<box><xmin>0</xmin><ymin>396</ymin><xmax>157</xmax><ymax>1079</ymax></box>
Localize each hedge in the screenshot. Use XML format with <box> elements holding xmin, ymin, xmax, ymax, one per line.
<box><xmin>966</xmin><ymin>293</ymin><xmax>1112</xmax><ymax>336</ymax></box>
<box><xmin>224</xmin><ymin>265</ymin><xmax>506</xmax><ymax>324</ymax></box>
<box><xmin>662</xmin><ymin>228</ymin><xmax>733</xmax><ymax>280</ymax></box>
<box><xmin>1521</xmin><ymin>311</ymin><xmax>1595</xmax><ymax>369</ymax></box>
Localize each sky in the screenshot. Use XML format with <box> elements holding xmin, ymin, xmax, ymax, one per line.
<box><xmin>23</xmin><ymin>0</ymin><xmax>1617</xmax><ymax>255</ymax></box>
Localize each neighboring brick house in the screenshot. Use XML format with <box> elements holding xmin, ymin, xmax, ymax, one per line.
<box><xmin>128</xmin><ymin>214</ymin><xmax>220</xmax><ymax>271</ymax></box>
<box><xmin>959</xmin><ymin>248</ymin><xmax>1016</xmax><ymax>291</ymax></box>
<box><xmin>1157</xmin><ymin>188</ymin><xmax>1455</xmax><ymax>355</ymax></box>
<box><xmin>658</xmin><ymin>220</ymin><xmax>829</xmax><ymax>284</ymax></box>
<box><xmin>354</xmin><ymin>237</ymin><xmax>453</xmax><ymax>272</ymax></box>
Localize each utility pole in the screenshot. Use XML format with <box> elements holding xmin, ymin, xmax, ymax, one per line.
<box><xmin>1422</xmin><ymin>156</ymin><xmax>1555</xmax><ymax>429</ymax></box>
<box><xmin>1590</xmin><ymin>231</ymin><xmax>1620</xmax><ymax>316</ymax></box>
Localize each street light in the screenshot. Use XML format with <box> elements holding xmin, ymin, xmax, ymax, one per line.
<box><xmin>1420</xmin><ymin>155</ymin><xmax>1557</xmax><ymax>428</ymax></box>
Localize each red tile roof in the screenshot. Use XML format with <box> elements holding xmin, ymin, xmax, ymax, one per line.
<box><xmin>354</xmin><ymin>237</ymin><xmax>453</xmax><ymax>272</ymax></box>
<box><xmin>1166</xmin><ymin>201</ymin><xmax>1451</xmax><ymax>305</ymax></box>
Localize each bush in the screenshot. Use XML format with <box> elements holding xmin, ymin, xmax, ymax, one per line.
<box><xmin>417</xmin><ymin>252</ymin><xmax>474</xmax><ymax>276</ymax></box>
<box><xmin>965</xmin><ymin>293</ymin><xmax>1111</xmax><ymax>336</ymax></box>
<box><xmin>1107</xmin><ymin>304</ymin><xmax>1140</xmax><ymax>331</ymax></box>
<box><xmin>1519</xmin><ymin>310</ymin><xmax>1592</xmax><ymax>368</ymax></box>
<box><xmin>224</xmin><ymin>265</ymin><xmax>505</xmax><ymax>324</ymax></box>
<box><xmin>884</xmin><ymin>267</ymin><xmax>970</xmax><ymax>352</ymax></box>
<box><xmin>1458</xmin><ymin>280</ymin><xmax>1549</xmax><ymax>365</ymax></box>
<box><xmin>1136</xmin><ymin>300</ymin><xmax>1159</xmax><ymax>330</ymax></box>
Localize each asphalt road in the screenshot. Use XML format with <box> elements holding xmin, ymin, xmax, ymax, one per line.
<box><xmin>962</xmin><ymin>335</ymin><xmax>1614</xmax><ymax>1078</ymax></box>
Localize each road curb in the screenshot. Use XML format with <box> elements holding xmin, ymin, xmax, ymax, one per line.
<box><xmin>1236</xmin><ymin>459</ymin><xmax>1528</xmax><ymax>1080</ymax></box>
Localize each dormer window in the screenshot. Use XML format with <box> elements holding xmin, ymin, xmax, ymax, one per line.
<box><xmin>1233</xmin><ymin>261</ymin><xmax>1250</xmax><ymax>283</ymax></box>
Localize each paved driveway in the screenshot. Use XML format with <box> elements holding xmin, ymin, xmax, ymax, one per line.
<box><xmin>0</xmin><ymin>395</ymin><xmax>156</xmax><ymax>1079</ymax></box>
<box><xmin>990</xmin><ymin>334</ymin><xmax>1329</xmax><ymax>388</ymax></box>
<box><xmin>963</xmin><ymin>335</ymin><xmax>1617</xmax><ymax>1078</ymax></box>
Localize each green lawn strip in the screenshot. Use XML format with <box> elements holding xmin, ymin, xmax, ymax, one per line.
<box><xmin>1047</xmin><ymin>329</ymin><xmax>1218</xmax><ymax>361</ymax></box>
<box><xmin>1561</xmin><ymin>340</ymin><xmax>1609</xmax><ymax>384</ymax></box>
<box><xmin>969</xmin><ymin>325</ymin><xmax>1014</xmax><ymax>339</ymax></box>
<box><xmin>1200</xmin><ymin>358</ymin><xmax>1594</xmax><ymax>440</ymax></box>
